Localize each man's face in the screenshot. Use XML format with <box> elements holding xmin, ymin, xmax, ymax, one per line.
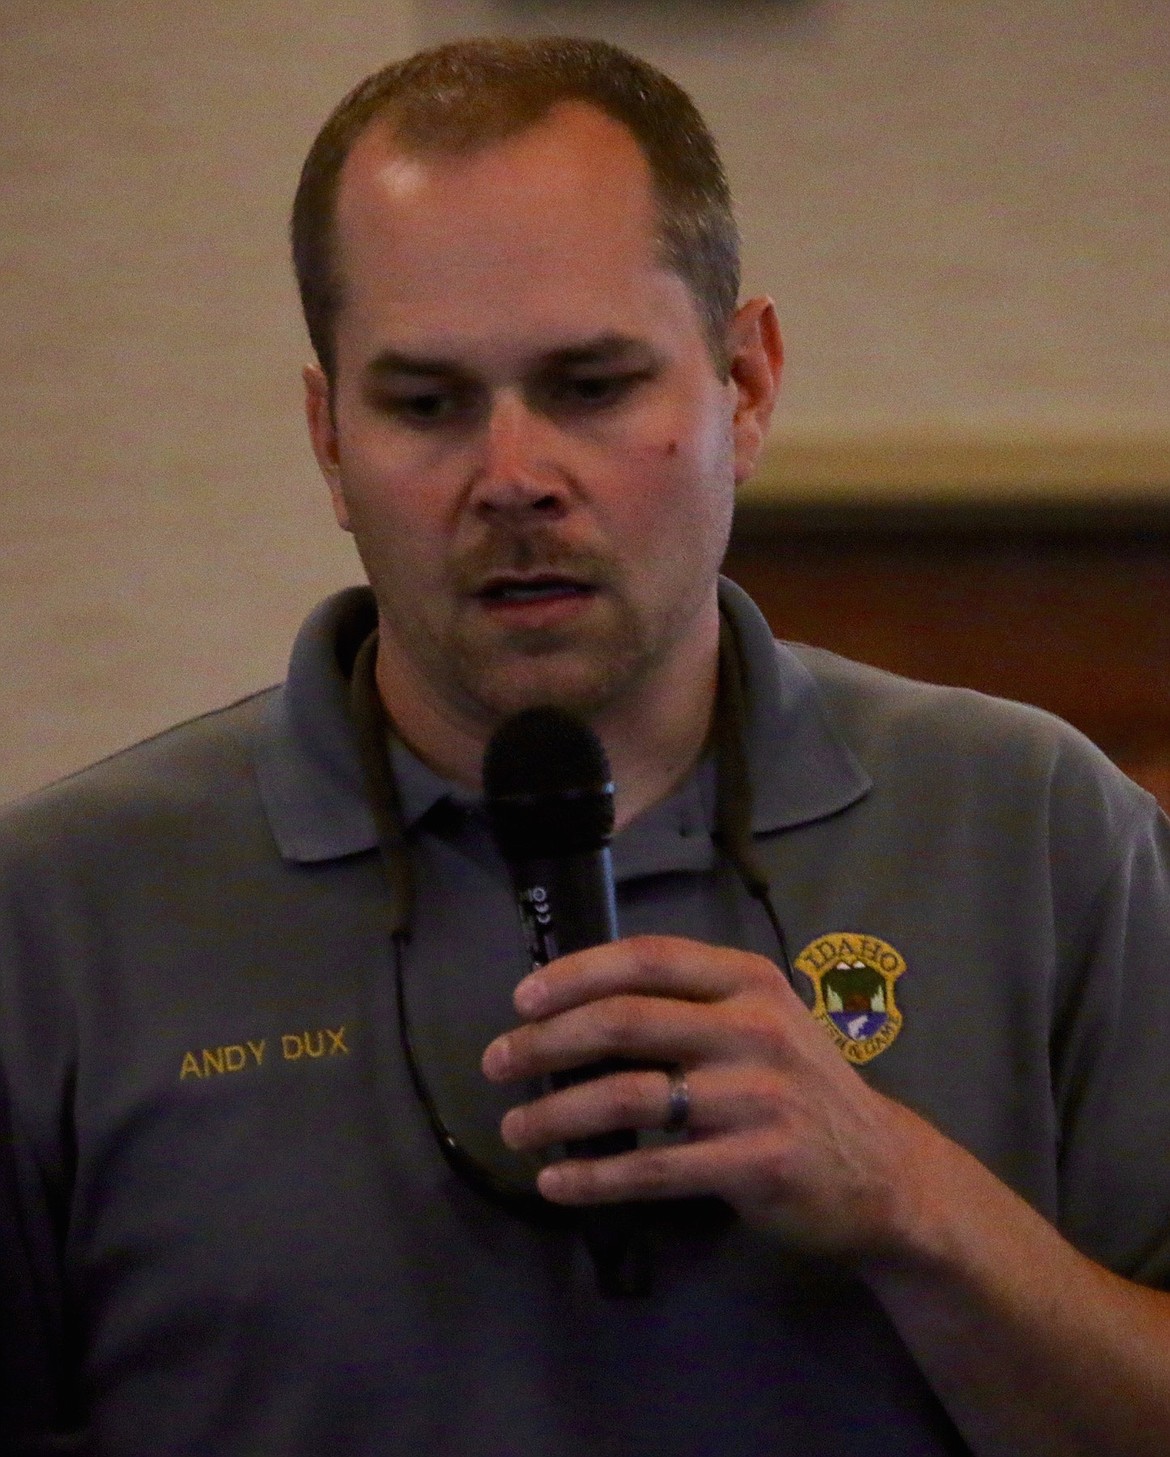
<box><xmin>306</xmin><ymin>101</ymin><xmax>777</xmax><ymax>744</ymax></box>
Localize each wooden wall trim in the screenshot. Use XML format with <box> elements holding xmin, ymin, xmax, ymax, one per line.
<box><xmin>722</xmin><ymin>526</ymin><xmax>1170</xmax><ymax>813</ymax></box>
<box><xmin>739</xmin><ymin>432</ymin><xmax>1170</xmax><ymax>508</ymax></box>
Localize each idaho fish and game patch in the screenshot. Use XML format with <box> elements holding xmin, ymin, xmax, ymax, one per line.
<box><xmin>794</xmin><ymin>933</ymin><xmax>906</xmax><ymax>1064</ymax></box>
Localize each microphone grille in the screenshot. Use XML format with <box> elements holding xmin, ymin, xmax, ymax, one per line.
<box><xmin>483</xmin><ymin>707</ymin><xmax>614</xmax><ymax>857</ymax></box>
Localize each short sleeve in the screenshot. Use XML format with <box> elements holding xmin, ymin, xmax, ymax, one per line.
<box><xmin>1051</xmin><ymin>795</ymin><xmax>1170</xmax><ymax>1286</ymax></box>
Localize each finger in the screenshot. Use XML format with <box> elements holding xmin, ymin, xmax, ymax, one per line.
<box><xmin>514</xmin><ymin>933</ymin><xmax>786</xmax><ymax>1020</ymax></box>
<box><xmin>534</xmin><ymin>1121</ymin><xmax>811</xmax><ymax>1213</ymax></box>
<box><xmin>501</xmin><ymin>1062</ymin><xmax>788</xmax><ymax>1152</ymax></box>
<box><xmin>533</xmin><ymin>1131</ymin><xmax>807</xmax><ymax>1237</ymax></box>
<box><xmin>536</xmin><ymin>1106</ymin><xmax>927</xmax><ymax>1258</ymax></box>
<box><xmin>500</xmin><ymin>1067</ymin><xmax>678</xmax><ymax>1151</ymax></box>
<box><xmin>484</xmin><ymin>991</ymin><xmax>738</xmax><ymax>1083</ymax></box>
<box><xmin>536</xmin><ymin>1137</ymin><xmax>731</xmax><ymax>1207</ymax></box>
<box><xmin>533</xmin><ymin>1131</ymin><xmax>869</xmax><ymax>1255</ymax></box>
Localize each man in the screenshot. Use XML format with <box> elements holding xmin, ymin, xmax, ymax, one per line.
<box><xmin>2</xmin><ymin>36</ymin><xmax>1169</xmax><ymax>1456</ymax></box>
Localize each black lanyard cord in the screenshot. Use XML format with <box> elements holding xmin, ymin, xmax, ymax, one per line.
<box><xmin>345</xmin><ymin>615</ymin><xmax>795</xmax><ymax>1292</ymax></box>
<box><xmin>349</xmin><ymin>633</ymin><xmax>571</xmax><ymax>1224</ymax></box>
<box><xmin>713</xmin><ymin>613</ymin><xmax>798</xmax><ymax>986</ymax></box>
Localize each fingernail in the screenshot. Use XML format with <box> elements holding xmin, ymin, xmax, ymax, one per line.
<box><xmin>482</xmin><ymin>1037</ymin><xmax>511</xmax><ymax>1080</ymax></box>
<box><xmin>514</xmin><ymin>975</ymin><xmax>543</xmax><ymax>1017</ymax></box>
<box><xmin>537</xmin><ymin>1165</ymin><xmax>569</xmax><ymax>1201</ymax></box>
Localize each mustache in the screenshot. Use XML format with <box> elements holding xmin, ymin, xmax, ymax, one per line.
<box><xmin>451</xmin><ymin>531</ymin><xmax>616</xmax><ymax>593</ymax></box>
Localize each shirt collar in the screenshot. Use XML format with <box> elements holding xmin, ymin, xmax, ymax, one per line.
<box><xmin>716</xmin><ymin>576</ymin><xmax>871</xmax><ymax>833</ymax></box>
<box><xmin>252</xmin><ymin>587</ymin><xmax>381</xmax><ymax>863</ymax></box>
<box><xmin>390</xmin><ymin>734</ymin><xmax>720</xmax><ymax>882</ymax></box>
<box><xmin>254</xmin><ymin>579</ymin><xmax>870</xmax><ymax>865</ymax></box>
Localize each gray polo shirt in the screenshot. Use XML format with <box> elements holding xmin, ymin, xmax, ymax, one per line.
<box><xmin>2</xmin><ymin>578</ymin><xmax>1167</xmax><ymax>1455</ymax></box>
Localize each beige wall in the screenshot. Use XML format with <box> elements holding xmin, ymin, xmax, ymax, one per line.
<box><xmin>3</xmin><ymin>0</ymin><xmax>1168</xmax><ymax>799</ymax></box>
<box><xmin>426</xmin><ymin>0</ymin><xmax>1170</xmax><ymax>434</ymax></box>
<box><xmin>2</xmin><ymin>2</ymin><xmax>421</xmax><ymax>799</ymax></box>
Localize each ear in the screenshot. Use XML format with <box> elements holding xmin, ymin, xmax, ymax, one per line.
<box><xmin>303</xmin><ymin>362</ymin><xmax>351</xmax><ymax>531</ymax></box>
<box><xmin>724</xmin><ymin>297</ymin><xmax>783</xmax><ymax>487</ymax></box>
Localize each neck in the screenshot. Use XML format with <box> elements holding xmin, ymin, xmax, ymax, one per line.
<box><xmin>373</xmin><ymin>609</ymin><xmax>721</xmax><ymax>832</ymax></box>
<box><xmin>587</xmin><ymin>641</ymin><xmax>720</xmax><ymax>830</ymax></box>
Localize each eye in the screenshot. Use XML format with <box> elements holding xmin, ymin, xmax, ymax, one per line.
<box><xmin>546</xmin><ymin>370</ymin><xmax>649</xmax><ymax>412</ymax></box>
<box><xmin>403</xmin><ymin>391</ymin><xmax>450</xmax><ymax>421</ymax></box>
<box><xmin>376</xmin><ymin>386</ymin><xmax>467</xmax><ymax>428</ymax></box>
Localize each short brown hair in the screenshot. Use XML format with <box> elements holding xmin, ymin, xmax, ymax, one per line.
<box><xmin>290</xmin><ymin>37</ymin><xmax>740</xmax><ymax>381</ymax></box>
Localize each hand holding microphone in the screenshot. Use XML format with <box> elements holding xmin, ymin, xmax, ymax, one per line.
<box><xmin>483</xmin><ymin>706</ymin><xmax>637</xmax><ymax>1165</ymax></box>
<box><xmin>483</xmin><ymin>706</ymin><xmax>645</xmax><ymax>1293</ymax></box>
<box><xmin>482</xmin><ymin>710</ymin><xmax>929</xmax><ymax>1269</ymax></box>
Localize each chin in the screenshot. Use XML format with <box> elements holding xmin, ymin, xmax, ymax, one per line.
<box><xmin>462</xmin><ymin>650</ymin><xmax>642</xmax><ymax>727</ymax></box>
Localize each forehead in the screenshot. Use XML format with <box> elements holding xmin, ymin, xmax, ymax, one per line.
<box><xmin>330</xmin><ymin>102</ymin><xmax>691</xmax><ymax>359</ymax></box>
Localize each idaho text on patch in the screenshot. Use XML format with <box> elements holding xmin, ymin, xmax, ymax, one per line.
<box><xmin>794</xmin><ymin>933</ymin><xmax>905</xmax><ymax>1065</ymax></box>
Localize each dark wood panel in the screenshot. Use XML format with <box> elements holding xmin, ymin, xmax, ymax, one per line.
<box><xmin>723</xmin><ymin>508</ymin><xmax>1170</xmax><ymax>810</ymax></box>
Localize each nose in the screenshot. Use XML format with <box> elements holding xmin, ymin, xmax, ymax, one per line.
<box><xmin>468</xmin><ymin>390</ymin><xmax>569</xmax><ymax>520</ymax></box>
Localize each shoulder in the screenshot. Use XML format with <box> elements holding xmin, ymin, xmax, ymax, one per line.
<box><xmin>1</xmin><ymin>693</ymin><xmax>273</xmax><ymax>833</ymax></box>
<box><xmin>0</xmin><ymin>586</ymin><xmax>376</xmax><ymax>870</ymax></box>
<box><xmin>783</xmin><ymin>641</ymin><xmax>1158</xmax><ymax>852</ymax></box>
<box><xmin>0</xmin><ymin>689</ymin><xmax>279</xmax><ymax>878</ymax></box>
<box><xmin>789</xmin><ymin>642</ymin><xmax>1071</xmax><ymax>756</ymax></box>
<box><xmin>0</xmin><ymin>690</ymin><xmax>287</xmax><ymax>1076</ymax></box>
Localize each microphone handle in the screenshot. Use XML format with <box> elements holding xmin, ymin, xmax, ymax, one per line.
<box><xmin>509</xmin><ymin>847</ymin><xmax>634</xmax><ymax>1159</ymax></box>
<box><xmin>506</xmin><ymin>845</ymin><xmax>650</xmax><ymax>1296</ymax></box>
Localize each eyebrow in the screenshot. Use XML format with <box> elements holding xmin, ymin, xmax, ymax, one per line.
<box><xmin>363</xmin><ymin>333</ymin><xmax>659</xmax><ymax>381</ymax></box>
<box><xmin>364</xmin><ymin>350</ymin><xmax>466</xmax><ymax>381</ymax></box>
<box><xmin>541</xmin><ymin>334</ymin><xmax>659</xmax><ymax>369</ymax></box>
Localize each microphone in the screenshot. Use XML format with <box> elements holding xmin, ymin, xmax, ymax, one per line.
<box><xmin>483</xmin><ymin>705</ymin><xmax>619</xmax><ymax>968</ymax></box>
<box><xmin>484</xmin><ymin>707</ymin><xmax>649</xmax><ymax>1295</ymax></box>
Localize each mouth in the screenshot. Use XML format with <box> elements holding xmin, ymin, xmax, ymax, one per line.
<box><xmin>475</xmin><ymin>574</ymin><xmax>598</xmax><ymax>607</ymax></box>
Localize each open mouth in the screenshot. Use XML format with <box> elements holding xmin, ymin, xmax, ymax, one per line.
<box><xmin>477</xmin><ymin>575</ymin><xmax>595</xmax><ymax>605</ymax></box>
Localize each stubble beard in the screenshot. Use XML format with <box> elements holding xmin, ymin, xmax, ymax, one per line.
<box><xmin>445</xmin><ymin>595</ymin><xmax>651</xmax><ymax>727</ymax></box>
<box><xmin>444</xmin><ymin>533</ymin><xmax>651</xmax><ymax>726</ymax></box>
<box><xmin>370</xmin><ymin>526</ymin><xmax>674</xmax><ymax>734</ymax></box>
